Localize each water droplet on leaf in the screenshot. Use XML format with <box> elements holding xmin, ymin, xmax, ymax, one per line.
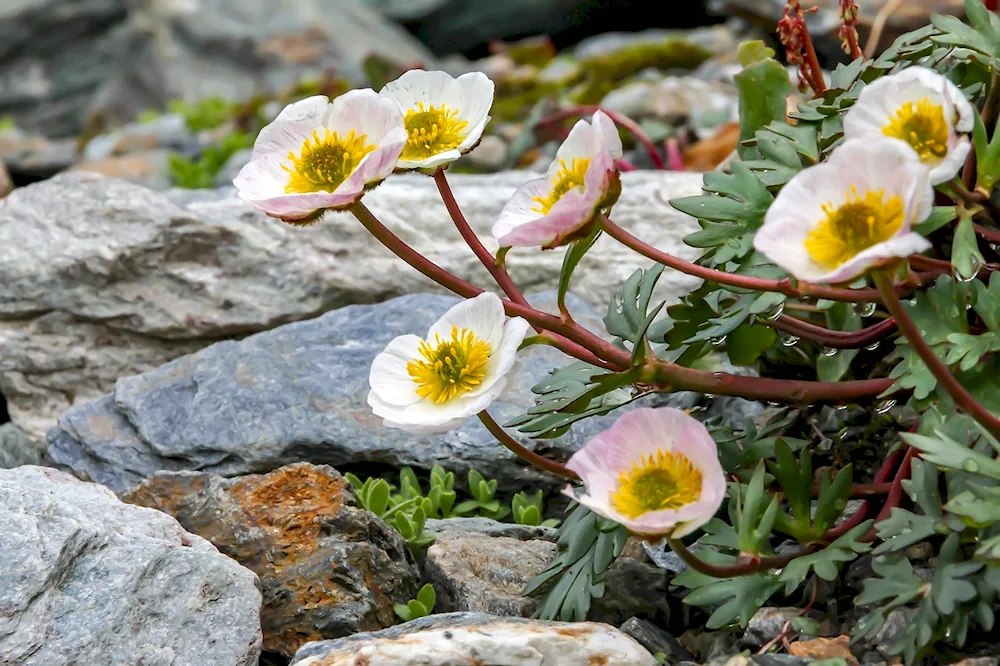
<box><xmin>875</xmin><ymin>399</ymin><xmax>896</xmax><ymax>414</ymax></box>
<box><xmin>780</xmin><ymin>334</ymin><xmax>800</xmax><ymax>347</ymax></box>
<box><xmin>963</xmin><ymin>459</ymin><xmax>981</xmax><ymax>473</ymax></box>
<box><xmin>864</xmin><ymin>341</ymin><xmax>880</xmax><ymax>351</ymax></box>
<box><xmin>854</xmin><ymin>302</ymin><xmax>877</xmax><ymax>317</ymax></box>
<box><xmin>822</xmin><ymin>347</ymin><xmax>839</xmax><ymax>357</ymax></box>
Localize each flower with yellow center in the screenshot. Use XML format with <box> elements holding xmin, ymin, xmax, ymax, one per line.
<box><xmin>368</xmin><ymin>292</ymin><xmax>530</xmax><ymax>434</ymax></box>
<box><xmin>492</xmin><ymin>111</ymin><xmax>623</xmax><ymax>249</ymax></box>
<box><xmin>563</xmin><ymin>408</ymin><xmax>725</xmax><ymax>539</ymax></box>
<box><xmin>843</xmin><ymin>66</ymin><xmax>974</xmax><ymax>185</ymax></box>
<box><xmin>754</xmin><ymin>139</ymin><xmax>933</xmax><ymax>284</ymax></box>
<box><xmin>380</xmin><ymin>70</ymin><xmax>495</xmax><ymax>172</ymax></box>
<box><xmin>234</xmin><ymin>91</ymin><xmax>407</xmax><ymax>223</ymax></box>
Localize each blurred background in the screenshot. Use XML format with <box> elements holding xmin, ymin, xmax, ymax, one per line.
<box><xmin>0</xmin><ymin>0</ymin><xmax>968</xmax><ymax>194</ymax></box>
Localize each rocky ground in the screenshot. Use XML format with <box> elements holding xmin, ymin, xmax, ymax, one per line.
<box><xmin>0</xmin><ymin>0</ymin><xmax>986</xmax><ymax>665</ymax></box>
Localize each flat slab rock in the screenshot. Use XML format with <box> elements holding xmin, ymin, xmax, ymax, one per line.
<box><xmin>0</xmin><ymin>465</ymin><xmax>262</xmax><ymax>665</ymax></box>
<box><xmin>47</xmin><ymin>291</ymin><xmax>688</xmax><ymax>493</ymax></box>
<box><xmin>290</xmin><ymin>612</ymin><xmax>658</xmax><ymax>666</ymax></box>
<box><xmin>123</xmin><ymin>463</ymin><xmax>420</xmax><ymax>657</ymax></box>
<box><xmin>0</xmin><ymin>170</ymin><xmax>703</xmax><ymax>442</ymax></box>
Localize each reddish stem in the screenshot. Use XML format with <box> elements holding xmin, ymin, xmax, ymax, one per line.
<box><xmin>825</xmin><ymin>449</ymin><xmax>902</xmax><ymax>540</ymax></box>
<box><xmin>861</xmin><ymin>447</ymin><xmax>918</xmax><ymax>543</ymax></box>
<box><xmin>667</xmin><ymin>538</ymin><xmax>819</xmax><ymax>578</ymax></box>
<box><xmin>799</xmin><ymin>8</ymin><xmax>828</xmax><ymax>96</ymax></box>
<box><xmin>873</xmin><ymin>270</ymin><xmax>1000</xmax><ymax>440</ymax></box>
<box><xmin>601</xmin><ymin>216</ymin><xmax>888</xmax><ymax>304</ymax></box>
<box><xmin>479</xmin><ymin>412</ymin><xmax>578</xmax><ymax>480</ymax></box>
<box><xmin>974</xmin><ymin>223</ymin><xmax>1000</xmax><ymax>246</ymax></box>
<box><xmin>539</xmin><ymin>106</ymin><xmax>665</xmax><ymax>169</ymax></box>
<box><xmin>769</xmin><ymin>315</ymin><xmax>898</xmax><ymax>349</ymax></box>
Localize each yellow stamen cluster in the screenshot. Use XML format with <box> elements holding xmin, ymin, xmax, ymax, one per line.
<box><xmin>407</xmin><ymin>326</ymin><xmax>492</xmax><ymax>403</ymax></box>
<box><xmin>283</xmin><ymin>129</ymin><xmax>375</xmax><ymax>194</ymax></box>
<box><xmin>611</xmin><ymin>450</ymin><xmax>703</xmax><ymax>519</ymax></box>
<box><xmin>804</xmin><ymin>186</ymin><xmax>904</xmax><ymax>270</ymax></box>
<box><xmin>532</xmin><ymin>158</ymin><xmax>591</xmax><ymax>214</ymax></box>
<box><xmin>401</xmin><ymin>103</ymin><xmax>469</xmax><ymax>161</ymax></box>
<box><xmin>882</xmin><ymin>97</ymin><xmax>950</xmax><ymax>162</ymax></box>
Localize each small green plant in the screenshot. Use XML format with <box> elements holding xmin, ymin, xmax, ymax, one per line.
<box><xmin>512</xmin><ymin>490</ymin><xmax>560</xmax><ymax>527</ymax></box>
<box><xmin>394</xmin><ymin>583</ymin><xmax>436</xmax><ymax>621</ymax></box>
<box><xmin>136</xmin><ymin>109</ymin><xmax>162</xmax><ymax>124</ymax></box>
<box><xmin>168</xmin><ymin>131</ymin><xmax>253</xmax><ymax>189</ymax></box>
<box><xmin>453</xmin><ymin>469</ymin><xmax>509</xmax><ymax>520</ymax></box>
<box><xmin>394</xmin><ymin>505</ymin><xmax>436</xmax><ymax>554</ymax></box>
<box><xmin>0</xmin><ymin>115</ymin><xmax>17</xmax><ymax>133</ymax></box>
<box><xmin>169</xmin><ymin>96</ymin><xmax>238</xmax><ymax>132</ymax></box>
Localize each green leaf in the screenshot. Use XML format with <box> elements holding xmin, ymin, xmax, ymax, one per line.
<box><xmin>778</xmin><ymin>522</ymin><xmax>873</xmax><ymax>593</ymax></box>
<box><xmin>558</xmin><ymin>225</ymin><xmax>602</xmax><ymax>315</ymax></box>
<box><xmin>915</xmin><ymin>206</ymin><xmax>958</xmax><ymax>235</ymax></box>
<box><xmin>604</xmin><ymin>265</ymin><xmax>664</xmax><ymax>344</ymax></box>
<box><xmin>677</xmin><ymin>550</ymin><xmax>783</xmax><ymax>629</ymax></box>
<box><xmin>393</xmin><ymin>603</ymin><xmax>413</xmax><ymax>621</ymax></box>
<box><xmin>904</xmin><ymin>430</ymin><xmax>1000</xmax><ymax>480</ymax></box>
<box><xmin>734</xmin><ymin>43</ymin><xmax>794</xmax><ymax>160</ymax></box>
<box><xmin>817</xmin><ymin>302</ymin><xmax>862</xmax><ymax>382</ymax></box>
<box><xmin>367</xmin><ymin>478</ymin><xmax>391</xmax><ymax>517</ymax></box>
<box><xmin>417</xmin><ymin>583</ymin><xmax>436</xmax><ymax>612</ymax></box>
<box><xmin>952</xmin><ymin>215</ymin><xmax>985</xmax><ymax>282</ymax></box>
<box><xmin>725</xmin><ymin>324</ymin><xmax>776</xmax><ymax>366</ymax></box>
<box><xmin>931</xmin><ymin>562</ymin><xmax>984</xmax><ymax>615</ymax></box>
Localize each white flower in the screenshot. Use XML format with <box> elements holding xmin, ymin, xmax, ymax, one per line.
<box><xmin>367</xmin><ymin>292</ymin><xmax>530</xmax><ymax>434</ymax></box>
<box><xmin>379</xmin><ymin>69</ymin><xmax>495</xmax><ymax>172</ymax></box>
<box><xmin>233</xmin><ymin>90</ymin><xmax>407</xmax><ymax>223</ymax></box>
<box><xmin>753</xmin><ymin>138</ymin><xmax>933</xmax><ymax>284</ymax></box>
<box><xmin>563</xmin><ymin>408</ymin><xmax>726</xmax><ymax>539</ymax></box>
<box><xmin>843</xmin><ymin>66</ymin><xmax>974</xmax><ymax>185</ymax></box>
<box><xmin>491</xmin><ymin>110</ymin><xmax>623</xmax><ymax>249</ymax></box>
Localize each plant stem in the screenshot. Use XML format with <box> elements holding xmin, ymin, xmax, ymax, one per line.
<box><xmin>800</xmin><ymin>16</ymin><xmax>827</xmax><ymax>97</ymax></box>
<box><xmin>667</xmin><ymin>538</ymin><xmax>818</xmax><ymax>578</ymax></box>
<box><xmin>861</xmin><ymin>446</ymin><xmax>917</xmax><ymax>543</ymax></box>
<box><xmin>873</xmin><ymin>270</ymin><xmax>1000</xmax><ymax>439</ymax></box>
<box><xmin>478</xmin><ymin>412</ymin><xmax>578</xmax><ymax>480</ymax></box>
<box><xmin>352</xmin><ymin>202</ymin><xmax>896</xmax><ymax>404</ymax></box>
<box><xmin>824</xmin><ymin>448</ymin><xmax>902</xmax><ymax>540</ymax></box>
<box><xmin>601</xmin><ymin>216</ymin><xmax>887</xmax><ymax>303</ymax></box>
<box><xmin>539</xmin><ymin>106</ymin><xmax>665</xmax><ymax>169</ymax></box>
<box><xmin>974</xmin><ymin>223</ymin><xmax>1000</xmax><ymax>245</ymax></box>
<box><xmin>433</xmin><ymin>169</ymin><xmax>532</xmax><ymax>311</ymax></box>
<box><xmin>769</xmin><ymin>315</ymin><xmax>897</xmax><ymax>349</ymax></box>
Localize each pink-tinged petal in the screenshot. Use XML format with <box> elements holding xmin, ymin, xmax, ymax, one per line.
<box><xmin>491</xmin><ymin>177</ymin><xmax>551</xmax><ymax>242</ymax></box>
<box><xmin>555</xmin><ymin>117</ymin><xmax>597</xmax><ymax>164</ymax></box>
<box><xmin>249</xmin><ymin>95</ymin><xmax>331</xmax><ymax>160</ymax></box>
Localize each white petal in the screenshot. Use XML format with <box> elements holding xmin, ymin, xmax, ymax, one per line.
<box><xmin>815</xmin><ymin>233</ymin><xmax>932</xmax><ymax>284</ymax></box>
<box><xmin>396</xmin><ymin>148</ymin><xmax>464</xmax><ymax>171</ymax></box>
<box><xmin>455</xmin><ymin>71</ymin><xmax>494</xmax><ymax>150</ymax></box>
<box><xmin>370</xmin><ymin>378</ymin><xmax>506</xmax><ymax>432</ymax></box>
<box><xmin>426</xmin><ymin>291</ymin><xmax>506</xmax><ymax>349</ymax></box>
<box><xmin>464</xmin><ymin>315</ymin><xmax>530</xmax><ymax>400</ymax></box>
<box><xmin>369</xmin><ymin>334</ymin><xmax>423</xmax><ymax>407</ymax></box>
<box><xmin>928</xmin><ymin>136</ymin><xmax>971</xmax><ymax>185</ymax></box>
<box><xmin>380</xmin><ymin>70</ymin><xmax>455</xmax><ymax>113</ymax></box>
<box><xmin>592</xmin><ymin>110</ymin><xmax>624</xmax><ymax>160</ymax></box>
<box><xmin>491</xmin><ymin>177</ymin><xmax>550</xmax><ymax>243</ymax></box>
<box><xmin>555</xmin><ymin>117</ymin><xmax>598</xmax><ymax>164</ymax></box>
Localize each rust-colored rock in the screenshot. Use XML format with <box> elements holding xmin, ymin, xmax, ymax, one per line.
<box><xmin>123</xmin><ymin>463</ymin><xmax>420</xmax><ymax>657</ymax></box>
<box><xmin>788</xmin><ymin>635</ymin><xmax>859</xmax><ymax>666</ymax></box>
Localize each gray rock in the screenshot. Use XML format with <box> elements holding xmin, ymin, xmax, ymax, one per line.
<box><xmin>744</xmin><ymin>607</ymin><xmax>817</xmax><ymax>648</ymax></box>
<box><xmin>874</xmin><ymin>608</ymin><xmax>917</xmax><ymax>656</ymax></box>
<box><xmin>0</xmin><ymin>130</ymin><xmax>78</xmax><ymax>179</ymax></box>
<box><xmin>620</xmin><ymin>617</ymin><xmax>694</xmax><ymax>663</ymax></box>
<box><xmin>0</xmin><ymin>422</ymin><xmax>44</xmax><ymax>468</ymax></box>
<box><xmin>81</xmin><ymin>112</ymin><xmax>199</xmax><ymax>161</ymax></box>
<box><xmin>1</xmin><ymin>170</ymin><xmax>704</xmax><ymax>442</ymax></box>
<box><xmin>291</xmin><ymin>612</ymin><xmax>658</xmax><ymax>665</ymax></box>
<box><xmin>599</xmin><ymin>76</ymin><xmax>737</xmax><ymax>137</ymax></box>
<box><xmin>422</xmin><ymin>520</ymin><xmax>670</xmax><ymax>624</ymax></box>
<box><xmin>46</xmin><ymin>291</ymin><xmax>640</xmax><ymax>493</ymax></box>
<box><xmin>425</xmin><ymin>516</ymin><xmax>557</xmax><ymax>541</ymax></box>
<box><xmin>0</xmin><ymin>465</ymin><xmax>262</xmax><ymax>665</ymax></box>
<box><xmin>123</xmin><ymin>463</ymin><xmax>420</xmax><ymax>657</ymax></box>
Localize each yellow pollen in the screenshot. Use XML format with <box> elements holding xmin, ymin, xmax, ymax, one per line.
<box><xmin>882</xmin><ymin>97</ymin><xmax>950</xmax><ymax>162</ymax></box>
<box><xmin>804</xmin><ymin>186</ymin><xmax>904</xmax><ymax>270</ymax></box>
<box><xmin>401</xmin><ymin>103</ymin><xmax>469</xmax><ymax>161</ymax></box>
<box><xmin>532</xmin><ymin>158</ymin><xmax>591</xmax><ymax>214</ymax></box>
<box><xmin>282</xmin><ymin>129</ymin><xmax>375</xmax><ymax>194</ymax></box>
<box><xmin>407</xmin><ymin>326</ymin><xmax>492</xmax><ymax>404</ymax></box>
<box><xmin>611</xmin><ymin>450</ymin><xmax>703</xmax><ymax>519</ymax></box>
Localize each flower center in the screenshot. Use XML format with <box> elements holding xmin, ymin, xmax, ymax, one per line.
<box><xmin>532</xmin><ymin>158</ymin><xmax>591</xmax><ymax>214</ymax></box>
<box><xmin>804</xmin><ymin>187</ymin><xmax>904</xmax><ymax>270</ymax></box>
<box><xmin>611</xmin><ymin>450</ymin><xmax>703</xmax><ymax>519</ymax></box>
<box><xmin>401</xmin><ymin>103</ymin><xmax>469</xmax><ymax>161</ymax></box>
<box><xmin>283</xmin><ymin>129</ymin><xmax>375</xmax><ymax>194</ymax></box>
<box><xmin>882</xmin><ymin>97</ymin><xmax>950</xmax><ymax>162</ymax></box>
<box><xmin>407</xmin><ymin>326</ymin><xmax>492</xmax><ymax>403</ymax></box>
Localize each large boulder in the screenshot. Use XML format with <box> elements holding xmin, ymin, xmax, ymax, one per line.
<box><xmin>0</xmin><ymin>465</ymin><xmax>262</xmax><ymax>665</ymax></box>
<box><xmin>290</xmin><ymin>612</ymin><xmax>658</xmax><ymax>665</ymax></box>
<box><xmin>123</xmin><ymin>463</ymin><xmax>422</xmax><ymax>657</ymax></box>
<box><xmin>45</xmin><ymin>291</ymin><xmax>645</xmax><ymax>493</ymax></box>
<box><xmin>0</xmin><ymin>170</ymin><xmax>703</xmax><ymax>442</ymax></box>
<box><xmin>0</xmin><ymin>0</ymin><xmax>434</xmax><ymax>137</ymax></box>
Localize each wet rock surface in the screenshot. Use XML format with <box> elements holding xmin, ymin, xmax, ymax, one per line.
<box><xmin>123</xmin><ymin>463</ymin><xmax>420</xmax><ymax>657</ymax></box>
<box><xmin>0</xmin><ymin>465</ymin><xmax>262</xmax><ymax>665</ymax></box>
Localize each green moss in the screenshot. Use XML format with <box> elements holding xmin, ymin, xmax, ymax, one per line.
<box><xmin>573</xmin><ymin>38</ymin><xmax>712</xmax><ymax>104</ymax></box>
<box><xmin>169</xmin><ymin>96</ymin><xmax>239</xmax><ymax>132</ymax></box>
<box><xmin>168</xmin><ymin>131</ymin><xmax>254</xmax><ymax>189</ymax></box>
<box><xmin>0</xmin><ymin>115</ymin><xmax>16</xmax><ymax>133</ymax></box>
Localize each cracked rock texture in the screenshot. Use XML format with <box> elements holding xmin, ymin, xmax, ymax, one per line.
<box><xmin>123</xmin><ymin>463</ymin><xmax>420</xmax><ymax>657</ymax></box>
<box><xmin>0</xmin><ymin>465</ymin><xmax>262</xmax><ymax>665</ymax></box>
<box><xmin>1</xmin><ymin>170</ymin><xmax>702</xmax><ymax>443</ymax></box>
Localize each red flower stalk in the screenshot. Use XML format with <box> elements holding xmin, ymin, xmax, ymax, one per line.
<box><xmin>777</xmin><ymin>0</ymin><xmax>827</xmax><ymax>96</ymax></box>
<box><xmin>839</xmin><ymin>0</ymin><xmax>863</xmax><ymax>59</ymax></box>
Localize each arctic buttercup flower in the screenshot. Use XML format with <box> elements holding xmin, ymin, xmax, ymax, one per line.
<box><xmin>379</xmin><ymin>69</ymin><xmax>494</xmax><ymax>171</ymax></box>
<box><xmin>368</xmin><ymin>292</ymin><xmax>530</xmax><ymax>434</ymax></box>
<box><xmin>843</xmin><ymin>66</ymin><xmax>974</xmax><ymax>184</ymax></box>
<box><xmin>233</xmin><ymin>90</ymin><xmax>406</xmax><ymax>223</ymax></box>
<box><xmin>563</xmin><ymin>408</ymin><xmax>725</xmax><ymax>539</ymax></box>
<box><xmin>491</xmin><ymin>111</ymin><xmax>623</xmax><ymax>249</ymax></box>
<box><xmin>753</xmin><ymin>138</ymin><xmax>933</xmax><ymax>284</ymax></box>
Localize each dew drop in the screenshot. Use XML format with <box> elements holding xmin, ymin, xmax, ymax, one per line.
<box><xmin>704</xmin><ymin>393</ymin><xmax>716</xmax><ymax>400</ymax></box>
<box><xmin>763</xmin><ymin>302</ymin><xmax>785</xmax><ymax>321</ymax></box>
<box><xmin>854</xmin><ymin>302</ymin><xmax>877</xmax><ymax>317</ymax></box>
<box><xmin>875</xmin><ymin>399</ymin><xmax>896</xmax><ymax>414</ymax></box>
<box><xmin>780</xmin><ymin>334</ymin><xmax>800</xmax><ymax>347</ymax></box>
<box><xmin>963</xmin><ymin>458</ymin><xmax>981</xmax><ymax>473</ymax></box>
<box><xmin>864</xmin><ymin>341</ymin><xmax>880</xmax><ymax>351</ymax></box>
<box><xmin>822</xmin><ymin>347</ymin><xmax>839</xmax><ymax>357</ymax></box>
<box><xmin>711</xmin><ymin>335</ymin><xmax>727</xmax><ymax>346</ymax></box>
<box><xmin>836</xmin><ymin>405</ymin><xmax>848</xmax><ymax>411</ymax></box>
